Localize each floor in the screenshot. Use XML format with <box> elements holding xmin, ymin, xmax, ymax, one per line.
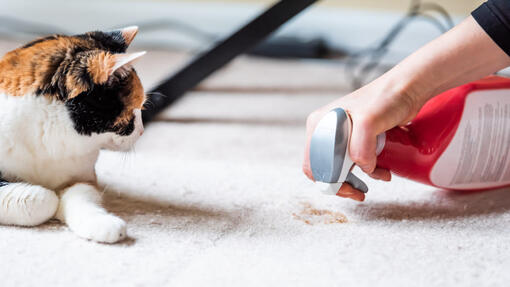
<box><xmin>1</xmin><ymin>39</ymin><xmax>510</xmax><ymax>287</ymax></box>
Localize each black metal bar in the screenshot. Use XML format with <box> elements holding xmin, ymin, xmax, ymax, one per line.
<box><xmin>143</xmin><ymin>0</ymin><xmax>319</xmax><ymax>123</ymax></box>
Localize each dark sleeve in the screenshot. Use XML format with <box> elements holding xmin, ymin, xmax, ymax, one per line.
<box><xmin>472</xmin><ymin>0</ymin><xmax>510</xmax><ymax>56</ymax></box>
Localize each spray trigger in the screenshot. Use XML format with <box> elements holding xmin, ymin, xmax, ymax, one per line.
<box><xmin>345</xmin><ymin>172</ymin><xmax>368</xmax><ymax>193</ymax></box>
<box><xmin>310</xmin><ymin>108</ymin><xmax>369</xmax><ymax>194</ymax></box>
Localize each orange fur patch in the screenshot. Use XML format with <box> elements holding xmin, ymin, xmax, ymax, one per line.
<box><xmin>115</xmin><ymin>71</ymin><xmax>146</xmax><ymax>126</ymax></box>
<box><xmin>87</xmin><ymin>51</ymin><xmax>115</xmax><ymax>85</ymax></box>
<box><xmin>0</xmin><ymin>36</ymin><xmax>88</xmax><ymax>97</ymax></box>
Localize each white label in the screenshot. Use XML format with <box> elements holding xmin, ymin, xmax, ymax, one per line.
<box><xmin>430</xmin><ymin>89</ymin><xmax>510</xmax><ymax>189</ymax></box>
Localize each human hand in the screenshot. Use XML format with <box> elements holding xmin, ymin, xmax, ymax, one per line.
<box><xmin>303</xmin><ymin>16</ymin><xmax>510</xmax><ymax>201</ymax></box>
<box><xmin>303</xmin><ymin>77</ymin><xmax>423</xmax><ymax>201</ymax></box>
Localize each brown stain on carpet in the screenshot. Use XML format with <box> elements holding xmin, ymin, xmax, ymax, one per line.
<box><xmin>293</xmin><ymin>203</ymin><xmax>348</xmax><ymax>225</ymax></box>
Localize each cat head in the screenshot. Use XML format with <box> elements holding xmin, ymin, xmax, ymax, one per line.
<box><xmin>0</xmin><ymin>26</ymin><xmax>146</xmax><ymax>151</ymax></box>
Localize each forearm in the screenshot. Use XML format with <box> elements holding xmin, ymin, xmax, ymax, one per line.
<box><xmin>377</xmin><ymin>16</ymin><xmax>510</xmax><ymax>109</ymax></box>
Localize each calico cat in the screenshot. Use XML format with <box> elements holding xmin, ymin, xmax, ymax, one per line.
<box><xmin>0</xmin><ymin>26</ymin><xmax>146</xmax><ymax>243</ymax></box>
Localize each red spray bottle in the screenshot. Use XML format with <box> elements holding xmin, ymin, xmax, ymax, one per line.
<box><xmin>309</xmin><ymin>76</ymin><xmax>510</xmax><ymax>194</ymax></box>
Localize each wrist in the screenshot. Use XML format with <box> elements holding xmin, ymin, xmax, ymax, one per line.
<box><xmin>376</xmin><ymin>66</ymin><xmax>436</xmax><ymax>115</ymax></box>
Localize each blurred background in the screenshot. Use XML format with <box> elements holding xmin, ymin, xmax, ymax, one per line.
<box><xmin>0</xmin><ymin>0</ymin><xmax>485</xmax><ymax>92</ymax></box>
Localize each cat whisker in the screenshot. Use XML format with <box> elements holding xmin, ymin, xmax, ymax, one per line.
<box><xmin>100</xmin><ymin>184</ymin><xmax>110</xmax><ymax>197</ymax></box>
<box><xmin>118</xmin><ymin>147</ymin><xmax>137</xmax><ymax>172</ymax></box>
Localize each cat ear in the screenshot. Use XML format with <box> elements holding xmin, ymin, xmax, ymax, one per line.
<box><xmin>86</xmin><ymin>51</ymin><xmax>146</xmax><ymax>86</ymax></box>
<box><xmin>108</xmin><ymin>26</ymin><xmax>139</xmax><ymax>46</ymax></box>
<box><xmin>119</xmin><ymin>26</ymin><xmax>139</xmax><ymax>46</ymax></box>
<box><xmin>111</xmin><ymin>51</ymin><xmax>146</xmax><ymax>73</ymax></box>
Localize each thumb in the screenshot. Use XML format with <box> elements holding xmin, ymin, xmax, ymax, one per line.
<box><xmin>302</xmin><ymin>141</ymin><xmax>314</xmax><ymax>180</ymax></box>
<box><xmin>348</xmin><ymin>117</ymin><xmax>377</xmax><ymax>174</ymax></box>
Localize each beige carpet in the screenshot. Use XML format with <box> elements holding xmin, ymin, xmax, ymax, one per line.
<box><xmin>1</xmin><ymin>39</ymin><xmax>510</xmax><ymax>287</ymax></box>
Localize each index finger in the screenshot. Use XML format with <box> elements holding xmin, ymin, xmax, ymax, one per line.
<box><xmin>336</xmin><ymin>182</ymin><xmax>365</xmax><ymax>202</ymax></box>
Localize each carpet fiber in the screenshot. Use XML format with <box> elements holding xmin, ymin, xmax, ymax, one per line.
<box><xmin>1</xmin><ymin>40</ymin><xmax>509</xmax><ymax>287</ymax></box>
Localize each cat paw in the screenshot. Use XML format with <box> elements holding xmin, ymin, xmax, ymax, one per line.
<box><xmin>72</xmin><ymin>213</ymin><xmax>127</xmax><ymax>243</ymax></box>
<box><xmin>0</xmin><ymin>183</ymin><xmax>58</xmax><ymax>226</ymax></box>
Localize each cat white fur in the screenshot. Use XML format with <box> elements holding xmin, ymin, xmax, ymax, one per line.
<box><xmin>0</xmin><ymin>93</ymin><xmax>143</xmax><ymax>243</ymax></box>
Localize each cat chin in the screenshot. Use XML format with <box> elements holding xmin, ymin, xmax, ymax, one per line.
<box><xmin>103</xmin><ymin>132</ymin><xmax>142</xmax><ymax>152</ymax></box>
<box><xmin>102</xmin><ymin>136</ymin><xmax>138</xmax><ymax>152</ymax></box>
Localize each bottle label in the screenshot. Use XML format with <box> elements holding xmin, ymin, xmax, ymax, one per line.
<box><xmin>430</xmin><ymin>89</ymin><xmax>510</xmax><ymax>189</ymax></box>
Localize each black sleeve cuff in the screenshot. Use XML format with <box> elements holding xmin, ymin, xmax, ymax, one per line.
<box><xmin>472</xmin><ymin>2</ymin><xmax>510</xmax><ymax>57</ymax></box>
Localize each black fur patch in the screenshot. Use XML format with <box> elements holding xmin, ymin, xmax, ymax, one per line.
<box><xmin>34</xmin><ymin>51</ymin><xmax>68</xmax><ymax>98</ymax></box>
<box><xmin>117</xmin><ymin>118</ymin><xmax>135</xmax><ymax>136</ymax></box>
<box><xmin>22</xmin><ymin>32</ymin><xmax>127</xmax><ymax>53</ymax></box>
<box><xmin>65</xmin><ymin>75</ymin><xmax>135</xmax><ymax>136</ymax></box>
<box><xmin>35</xmin><ymin>49</ymin><xmax>94</xmax><ymax>100</ymax></box>
<box><xmin>80</xmin><ymin>31</ymin><xmax>127</xmax><ymax>53</ymax></box>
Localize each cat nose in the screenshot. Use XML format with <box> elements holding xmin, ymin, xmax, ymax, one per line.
<box><xmin>139</xmin><ymin>127</ymin><xmax>144</xmax><ymax>136</ymax></box>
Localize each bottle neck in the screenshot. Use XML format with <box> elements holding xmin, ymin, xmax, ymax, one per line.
<box><xmin>375</xmin><ymin>126</ymin><xmax>419</xmax><ymax>176</ymax></box>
